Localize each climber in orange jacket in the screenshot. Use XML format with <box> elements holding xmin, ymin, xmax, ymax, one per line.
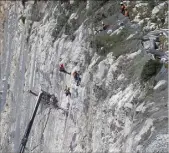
<box><xmin>59</xmin><ymin>64</ymin><xmax>71</xmax><ymax>75</ymax></box>
<box><xmin>102</xmin><ymin>23</ymin><xmax>110</xmax><ymax>31</ymax></box>
<box><xmin>96</xmin><ymin>23</ymin><xmax>110</xmax><ymax>33</ymax></box>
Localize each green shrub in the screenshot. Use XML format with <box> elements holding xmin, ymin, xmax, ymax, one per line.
<box><xmin>87</xmin><ymin>1</ymin><xmax>116</xmax><ymax>23</ymax></box>
<box><xmin>93</xmin><ymin>28</ymin><xmax>129</xmax><ymax>56</ymax></box>
<box><xmin>51</xmin><ymin>14</ymin><xmax>69</xmax><ymax>38</ymax></box>
<box><xmin>128</xmin><ymin>55</ymin><xmax>148</xmax><ymax>80</ymax></box>
<box><xmin>140</xmin><ymin>59</ymin><xmax>162</xmax><ymax>82</ymax></box>
<box><xmin>70</xmin><ymin>0</ymin><xmax>87</xmax><ymax>12</ymax></box>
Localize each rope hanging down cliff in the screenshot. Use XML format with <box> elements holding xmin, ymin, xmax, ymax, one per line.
<box><xmin>60</xmin><ymin>96</ymin><xmax>73</xmax><ymax>152</ymax></box>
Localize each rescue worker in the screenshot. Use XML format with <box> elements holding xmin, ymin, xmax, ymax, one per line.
<box><xmin>161</xmin><ymin>18</ymin><xmax>165</xmax><ymax>25</ymax></box>
<box><xmin>59</xmin><ymin>64</ymin><xmax>71</xmax><ymax>75</ymax></box>
<box><xmin>95</xmin><ymin>21</ymin><xmax>112</xmax><ymax>34</ymax></box>
<box><xmin>64</xmin><ymin>87</ymin><xmax>71</xmax><ymax>97</ymax></box>
<box><xmin>159</xmin><ymin>32</ymin><xmax>166</xmax><ymax>50</ymax></box>
<box><xmin>21</xmin><ymin>0</ymin><xmax>28</xmax><ymax>8</ymax></box>
<box><xmin>102</xmin><ymin>23</ymin><xmax>110</xmax><ymax>31</ymax></box>
<box><xmin>120</xmin><ymin>2</ymin><xmax>125</xmax><ymax>15</ymax></box>
<box><xmin>73</xmin><ymin>71</ymin><xmax>81</xmax><ymax>86</ymax></box>
<box><xmin>50</xmin><ymin>94</ymin><xmax>59</xmax><ymax>108</ymax></box>
<box><xmin>59</xmin><ymin>64</ymin><xmax>65</xmax><ymax>71</ymax></box>
<box><xmin>124</xmin><ymin>7</ymin><xmax>129</xmax><ymax>18</ymax></box>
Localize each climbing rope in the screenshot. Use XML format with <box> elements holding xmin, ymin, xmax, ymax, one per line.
<box><xmin>60</xmin><ymin>96</ymin><xmax>73</xmax><ymax>152</ymax></box>
<box><xmin>29</xmin><ymin>108</ymin><xmax>52</xmax><ymax>152</ymax></box>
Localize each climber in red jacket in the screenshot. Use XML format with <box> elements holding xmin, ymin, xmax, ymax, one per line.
<box><xmin>59</xmin><ymin>64</ymin><xmax>65</xmax><ymax>71</ymax></box>
<box><xmin>59</xmin><ymin>64</ymin><xmax>71</xmax><ymax>75</ymax></box>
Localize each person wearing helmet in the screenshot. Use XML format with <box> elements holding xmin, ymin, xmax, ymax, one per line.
<box><xmin>64</xmin><ymin>87</ymin><xmax>71</xmax><ymax>97</ymax></box>
<box><xmin>97</xmin><ymin>22</ymin><xmax>110</xmax><ymax>33</ymax></box>
<box><xmin>102</xmin><ymin>22</ymin><xmax>110</xmax><ymax>31</ymax></box>
<box><xmin>21</xmin><ymin>0</ymin><xmax>27</xmax><ymax>8</ymax></box>
<box><xmin>73</xmin><ymin>71</ymin><xmax>81</xmax><ymax>86</ymax></box>
<box><xmin>60</xmin><ymin>64</ymin><xmax>65</xmax><ymax>71</ymax></box>
<box><xmin>124</xmin><ymin>7</ymin><xmax>129</xmax><ymax>18</ymax></box>
<box><xmin>50</xmin><ymin>94</ymin><xmax>59</xmax><ymax>108</ymax></box>
<box><xmin>59</xmin><ymin>64</ymin><xmax>71</xmax><ymax>75</ymax></box>
<box><xmin>120</xmin><ymin>2</ymin><xmax>125</xmax><ymax>15</ymax></box>
<box><xmin>159</xmin><ymin>32</ymin><xmax>166</xmax><ymax>50</ymax></box>
<box><xmin>73</xmin><ymin>71</ymin><xmax>78</xmax><ymax>79</ymax></box>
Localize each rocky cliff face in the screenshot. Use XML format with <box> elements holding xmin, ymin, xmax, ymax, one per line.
<box><xmin>0</xmin><ymin>1</ymin><xmax>168</xmax><ymax>153</ymax></box>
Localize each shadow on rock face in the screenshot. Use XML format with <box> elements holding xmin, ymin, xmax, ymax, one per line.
<box><xmin>93</xmin><ymin>84</ymin><xmax>108</xmax><ymax>101</ymax></box>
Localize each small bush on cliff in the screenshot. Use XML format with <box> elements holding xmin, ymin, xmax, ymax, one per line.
<box><xmin>148</xmin><ymin>0</ymin><xmax>156</xmax><ymax>9</ymax></box>
<box><xmin>91</xmin><ymin>28</ymin><xmax>129</xmax><ymax>57</ymax></box>
<box><xmin>140</xmin><ymin>59</ymin><xmax>162</xmax><ymax>82</ymax></box>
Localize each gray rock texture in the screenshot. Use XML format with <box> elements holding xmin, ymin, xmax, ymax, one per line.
<box><xmin>0</xmin><ymin>1</ymin><xmax>168</xmax><ymax>153</ymax></box>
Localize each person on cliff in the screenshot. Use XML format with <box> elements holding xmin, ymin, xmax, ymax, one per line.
<box><xmin>102</xmin><ymin>22</ymin><xmax>110</xmax><ymax>31</ymax></box>
<box><xmin>120</xmin><ymin>2</ymin><xmax>125</xmax><ymax>15</ymax></box>
<box><xmin>50</xmin><ymin>94</ymin><xmax>59</xmax><ymax>108</ymax></box>
<box><xmin>64</xmin><ymin>87</ymin><xmax>71</xmax><ymax>97</ymax></box>
<box><xmin>159</xmin><ymin>32</ymin><xmax>166</xmax><ymax>50</ymax></box>
<box><xmin>97</xmin><ymin>22</ymin><xmax>112</xmax><ymax>33</ymax></box>
<box><xmin>95</xmin><ymin>21</ymin><xmax>113</xmax><ymax>34</ymax></box>
<box><xmin>21</xmin><ymin>0</ymin><xmax>28</xmax><ymax>8</ymax></box>
<box><xmin>59</xmin><ymin>64</ymin><xmax>71</xmax><ymax>75</ymax></box>
<box><xmin>124</xmin><ymin>7</ymin><xmax>130</xmax><ymax>19</ymax></box>
<box><xmin>73</xmin><ymin>71</ymin><xmax>81</xmax><ymax>86</ymax></box>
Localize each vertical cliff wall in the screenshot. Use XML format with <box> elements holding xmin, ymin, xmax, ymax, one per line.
<box><xmin>0</xmin><ymin>1</ymin><xmax>168</xmax><ymax>153</ymax></box>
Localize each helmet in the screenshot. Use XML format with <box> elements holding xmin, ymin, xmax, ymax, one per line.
<box><xmin>120</xmin><ymin>2</ymin><xmax>123</xmax><ymax>5</ymax></box>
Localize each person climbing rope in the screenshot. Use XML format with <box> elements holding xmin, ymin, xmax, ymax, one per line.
<box><xmin>50</xmin><ymin>94</ymin><xmax>59</xmax><ymax>108</ymax></box>
<box><xmin>73</xmin><ymin>71</ymin><xmax>81</xmax><ymax>86</ymax></box>
<box><xmin>159</xmin><ymin>32</ymin><xmax>166</xmax><ymax>50</ymax></box>
<box><xmin>21</xmin><ymin>0</ymin><xmax>28</xmax><ymax>8</ymax></box>
<box><xmin>120</xmin><ymin>2</ymin><xmax>125</xmax><ymax>15</ymax></box>
<box><xmin>96</xmin><ymin>22</ymin><xmax>109</xmax><ymax>32</ymax></box>
<box><xmin>60</xmin><ymin>64</ymin><xmax>64</xmax><ymax>71</ymax></box>
<box><xmin>161</xmin><ymin>18</ymin><xmax>165</xmax><ymax>26</ymax></box>
<box><xmin>102</xmin><ymin>22</ymin><xmax>110</xmax><ymax>31</ymax></box>
<box><xmin>64</xmin><ymin>87</ymin><xmax>71</xmax><ymax>97</ymax></box>
<box><xmin>59</xmin><ymin>64</ymin><xmax>71</xmax><ymax>75</ymax></box>
<box><xmin>124</xmin><ymin>7</ymin><xmax>130</xmax><ymax>18</ymax></box>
